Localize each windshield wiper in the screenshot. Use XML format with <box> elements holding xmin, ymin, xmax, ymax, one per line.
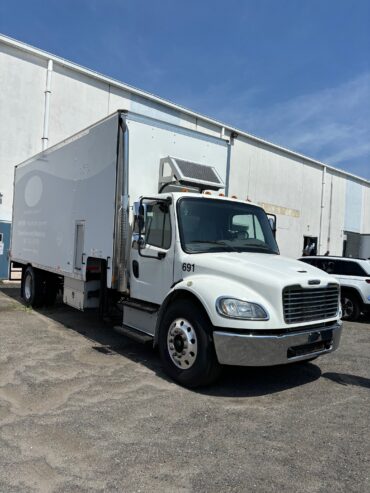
<box><xmin>188</xmin><ymin>240</ymin><xmax>241</xmax><ymax>252</ymax></box>
<box><xmin>242</xmin><ymin>243</ymin><xmax>278</xmax><ymax>254</ymax></box>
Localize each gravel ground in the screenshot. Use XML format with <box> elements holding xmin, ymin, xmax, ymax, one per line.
<box><xmin>0</xmin><ymin>283</ymin><xmax>369</xmax><ymax>493</ymax></box>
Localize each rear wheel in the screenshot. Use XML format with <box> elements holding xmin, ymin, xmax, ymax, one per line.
<box><xmin>341</xmin><ymin>293</ymin><xmax>361</xmax><ymax>322</ymax></box>
<box><xmin>22</xmin><ymin>266</ymin><xmax>44</xmax><ymax>307</ymax></box>
<box><xmin>158</xmin><ymin>299</ymin><xmax>222</xmax><ymax>388</ymax></box>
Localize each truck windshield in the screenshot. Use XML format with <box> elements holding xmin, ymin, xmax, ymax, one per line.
<box><xmin>177</xmin><ymin>197</ymin><xmax>279</xmax><ymax>254</ymax></box>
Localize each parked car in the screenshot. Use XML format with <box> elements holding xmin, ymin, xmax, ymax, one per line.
<box><xmin>299</xmin><ymin>256</ymin><xmax>370</xmax><ymax>321</ymax></box>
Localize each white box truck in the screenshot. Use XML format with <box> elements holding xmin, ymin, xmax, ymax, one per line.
<box><xmin>11</xmin><ymin>110</ymin><xmax>342</xmax><ymax>387</ymax></box>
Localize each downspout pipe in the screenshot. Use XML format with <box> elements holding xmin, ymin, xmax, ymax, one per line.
<box><xmin>225</xmin><ymin>141</ymin><xmax>231</xmax><ymax>196</ymax></box>
<box><xmin>225</xmin><ymin>131</ymin><xmax>237</xmax><ymax>196</ymax></box>
<box><xmin>327</xmin><ymin>177</ymin><xmax>334</xmax><ymax>253</ymax></box>
<box><xmin>42</xmin><ymin>59</ymin><xmax>53</xmax><ymax>150</ymax></box>
<box><xmin>318</xmin><ymin>166</ymin><xmax>326</xmax><ymax>254</ymax></box>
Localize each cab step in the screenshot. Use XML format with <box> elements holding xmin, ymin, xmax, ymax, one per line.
<box><xmin>121</xmin><ymin>298</ymin><xmax>159</xmax><ymax>313</ymax></box>
<box><xmin>114</xmin><ymin>324</ymin><xmax>154</xmax><ymax>344</ymax></box>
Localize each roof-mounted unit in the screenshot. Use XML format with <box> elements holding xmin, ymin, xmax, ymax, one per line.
<box><xmin>158</xmin><ymin>156</ymin><xmax>224</xmax><ymax>193</ymax></box>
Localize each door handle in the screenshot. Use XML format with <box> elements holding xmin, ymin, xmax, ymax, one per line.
<box><xmin>132</xmin><ymin>260</ymin><xmax>139</xmax><ymax>278</ymax></box>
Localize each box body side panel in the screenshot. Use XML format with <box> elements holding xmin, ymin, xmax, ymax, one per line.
<box><xmin>11</xmin><ymin>114</ymin><xmax>119</xmax><ymax>282</ymax></box>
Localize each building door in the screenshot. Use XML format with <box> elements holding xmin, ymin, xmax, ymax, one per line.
<box><xmin>302</xmin><ymin>236</ymin><xmax>318</xmax><ymax>256</ymax></box>
<box><xmin>0</xmin><ymin>222</ymin><xmax>11</xmax><ymax>280</ymax></box>
<box><xmin>343</xmin><ymin>231</ymin><xmax>360</xmax><ymax>258</ymax></box>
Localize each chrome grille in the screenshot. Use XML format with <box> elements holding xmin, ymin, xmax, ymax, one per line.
<box><xmin>283</xmin><ymin>284</ymin><xmax>339</xmax><ymax>324</ymax></box>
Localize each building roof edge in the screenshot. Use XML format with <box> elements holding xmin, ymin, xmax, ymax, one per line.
<box><xmin>1</xmin><ymin>33</ymin><xmax>368</xmax><ymax>186</ymax></box>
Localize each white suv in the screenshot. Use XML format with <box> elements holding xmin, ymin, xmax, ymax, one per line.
<box><xmin>299</xmin><ymin>256</ymin><xmax>370</xmax><ymax>321</ymax></box>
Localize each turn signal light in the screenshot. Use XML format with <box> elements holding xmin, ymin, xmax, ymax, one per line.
<box><xmin>366</xmin><ymin>279</ymin><xmax>370</xmax><ymax>284</ymax></box>
<box><xmin>203</xmin><ymin>191</ymin><xmax>212</xmax><ymax>195</ymax></box>
<box><xmin>231</xmin><ymin>195</ymin><xmax>237</xmax><ymax>199</ymax></box>
<box><xmin>219</xmin><ymin>193</ymin><xmax>225</xmax><ymax>197</ymax></box>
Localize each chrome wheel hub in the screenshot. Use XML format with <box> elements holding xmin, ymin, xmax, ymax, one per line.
<box><xmin>167</xmin><ymin>318</ymin><xmax>198</xmax><ymax>369</ymax></box>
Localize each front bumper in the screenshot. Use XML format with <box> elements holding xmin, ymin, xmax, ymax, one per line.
<box><xmin>213</xmin><ymin>321</ymin><xmax>342</xmax><ymax>366</ymax></box>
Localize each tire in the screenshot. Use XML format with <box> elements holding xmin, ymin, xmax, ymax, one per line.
<box><xmin>158</xmin><ymin>299</ymin><xmax>222</xmax><ymax>388</ymax></box>
<box><xmin>22</xmin><ymin>266</ymin><xmax>44</xmax><ymax>308</ymax></box>
<box><xmin>341</xmin><ymin>293</ymin><xmax>361</xmax><ymax>322</ymax></box>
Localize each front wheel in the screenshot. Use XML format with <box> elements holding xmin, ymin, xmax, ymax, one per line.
<box><xmin>341</xmin><ymin>293</ymin><xmax>361</xmax><ymax>322</ymax></box>
<box><xmin>158</xmin><ymin>299</ymin><xmax>222</xmax><ymax>388</ymax></box>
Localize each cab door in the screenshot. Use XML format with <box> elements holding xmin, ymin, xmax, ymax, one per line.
<box><xmin>130</xmin><ymin>198</ymin><xmax>174</xmax><ymax>304</ymax></box>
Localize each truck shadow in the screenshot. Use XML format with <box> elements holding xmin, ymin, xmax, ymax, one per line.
<box><xmin>1</xmin><ymin>285</ymin><xmax>323</xmax><ymax>397</ymax></box>
<box><xmin>350</xmin><ymin>313</ymin><xmax>370</xmax><ymax>324</ymax></box>
<box><xmin>321</xmin><ymin>372</ymin><xmax>370</xmax><ymax>389</ymax></box>
<box><xmin>200</xmin><ymin>363</ymin><xmax>321</xmax><ymax>397</ymax></box>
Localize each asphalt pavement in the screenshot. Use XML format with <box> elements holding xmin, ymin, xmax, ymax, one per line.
<box><xmin>0</xmin><ymin>283</ymin><xmax>369</xmax><ymax>493</ymax></box>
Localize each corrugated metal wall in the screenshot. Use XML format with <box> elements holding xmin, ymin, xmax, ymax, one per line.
<box><xmin>0</xmin><ymin>37</ymin><xmax>369</xmax><ymax>271</ymax></box>
<box><xmin>344</xmin><ymin>180</ymin><xmax>363</xmax><ymax>233</ymax></box>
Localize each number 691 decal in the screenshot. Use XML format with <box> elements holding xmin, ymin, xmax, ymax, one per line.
<box><xmin>182</xmin><ymin>263</ymin><xmax>195</xmax><ymax>272</ymax></box>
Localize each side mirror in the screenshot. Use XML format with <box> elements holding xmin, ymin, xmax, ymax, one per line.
<box><xmin>133</xmin><ymin>201</ymin><xmax>146</xmax><ymax>234</ymax></box>
<box><xmin>267</xmin><ymin>214</ymin><xmax>277</xmax><ymax>237</ymax></box>
<box><xmin>132</xmin><ymin>197</ymin><xmax>169</xmax><ymax>260</ymax></box>
<box><xmin>132</xmin><ymin>201</ymin><xmax>146</xmax><ymax>252</ymax></box>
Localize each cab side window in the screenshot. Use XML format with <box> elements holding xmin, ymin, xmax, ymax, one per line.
<box><xmin>145</xmin><ymin>202</ymin><xmax>171</xmax><ymax>249</ymax></box>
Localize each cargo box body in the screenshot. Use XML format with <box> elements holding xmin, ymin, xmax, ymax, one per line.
<box><xmin>11</xmin><ymin>113</ymin><xmax>119</xmax><ymax>286</ymax></box>
<box><xmin>11</xmin><ymin>111</ymin><xmax>229</xmax><ymax>289</ymax></box>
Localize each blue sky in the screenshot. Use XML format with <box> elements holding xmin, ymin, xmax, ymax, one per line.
<box><xmin>1</xmin><ymin>0</ymin><xmax>369</xmax><ymax>178</ymax></box>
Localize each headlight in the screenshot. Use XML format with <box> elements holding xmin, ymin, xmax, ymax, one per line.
<box><xmin>216</xmin><ymin>297</ymin><xmax>269</xmax><ymax>320</ymax></box>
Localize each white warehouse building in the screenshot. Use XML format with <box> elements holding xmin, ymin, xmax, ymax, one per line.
<box><xmin>0</xmin><ymin>34</ymin><xmax>369</xmax><ymax>278</ymax></box>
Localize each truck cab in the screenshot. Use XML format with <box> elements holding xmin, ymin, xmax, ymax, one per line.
<box><xmin>124</xmin><ymin>191</ymin><xmax>342</xmax><ymax>387</ymax></box>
